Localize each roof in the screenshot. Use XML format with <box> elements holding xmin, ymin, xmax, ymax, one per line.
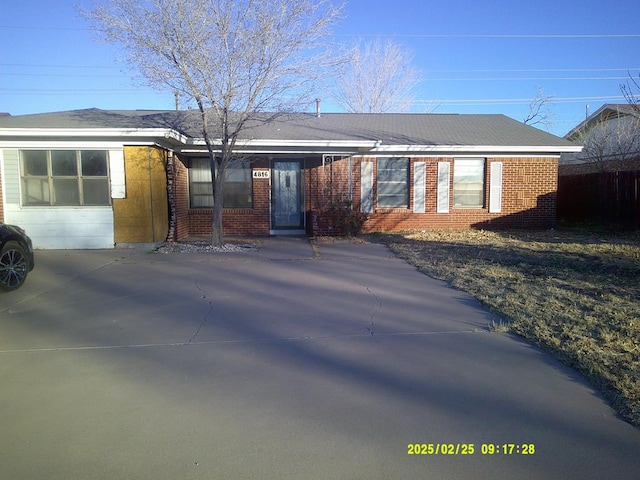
<box><xmin>565</xmin><ymin>104</ymin><xmax>640</xmax><ymax>141</ymax></box>
<box><xmin>0</xmin><ymin>108</ymin><xmax>581</xmax><ymax>155</ymax></box>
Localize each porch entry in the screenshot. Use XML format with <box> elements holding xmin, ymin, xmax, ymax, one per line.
<box><xmin>271</xmin><ymin>160</ymin><xmax>304</xmax><ymax>232</ymax></box>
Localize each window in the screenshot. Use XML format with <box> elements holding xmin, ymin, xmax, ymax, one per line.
<box><xmin>188</xmin><ymin>158</ymin><xmax>252</xmax><ymax>208</ymax></box>
<box><xmin>189</xmin><ymin>158</ymin><xmax>214</xmax><ymax>208</ymax></box>
<box><xmin>453</xmin><ymin>158</ymin><xmax>485</xmax><ymax>207</ymax></box>
<box><xmin>377</xmin><ymin>157</ymin><xmax>409</xmax><ymax>208</ymax></box>
<box><xmin>21</xmin><ymin>150</ymin><xmax>110</xmax><ymax>206</ymax></box>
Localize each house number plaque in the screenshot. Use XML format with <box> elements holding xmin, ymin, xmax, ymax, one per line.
<box><xmin>253</xmin><ymin>170</ymin><xmax>270</xmax><ymax>179</ymax></box>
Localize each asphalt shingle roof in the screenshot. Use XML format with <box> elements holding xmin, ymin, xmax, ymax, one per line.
<box><xmin>0</xmin><ymin>108</ymin><xmax>577</xmax><ymax>148</ymax></box>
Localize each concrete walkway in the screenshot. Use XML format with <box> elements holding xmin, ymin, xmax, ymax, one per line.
<box><xmin>1</xmin><ymin>237</ymin><xmax>639</xmax><ymax>479</ymax></box>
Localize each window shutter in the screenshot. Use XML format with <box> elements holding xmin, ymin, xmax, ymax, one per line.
<box><xmin>489</xmin><ymin>162</ymin><xmax>503</xmax><ymax>213</ymax></box>
<box><xmin>437</xmin><ymin>162</ymin><xmax>450</xmax><ymax>213</ymax></box>
<box><xmin>360</xmin><ymin>161</ymin><xmax>374</xmax><ymax>213</ymax></box>
<box><xmin>413</xmin><ymin>162</ymin><xmax>426</xmax><ymax>213</ymax></box>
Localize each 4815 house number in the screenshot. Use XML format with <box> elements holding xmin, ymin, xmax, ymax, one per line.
<box><xmin>252</xmin><ymin>170</ymin><xmax>270</xmax><ymax>179</ymax></box>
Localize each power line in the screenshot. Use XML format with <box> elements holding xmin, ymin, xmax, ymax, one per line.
<box><xmin>334</xmin><ymin>33</ymin><xmax>640</xmax><ymax>39</ymax></box>
<box><xmin>2</xmin><ymin>24</ymin><xmax>639</xmax><ymax>39</ymax></box>
<box><xmin>426</xmin><ymin>67</ymin><xmax>640</xmax><ymax>73</ymax></box>
<box><xmin>1</xmin><ymin>72</ymin><xmax>129</xmax><ymax>78</ymax></box>
<box><xmin>0</xmin><ymin>88</ymin><xmax>154</xmax><ymax>95</ymax></box>
<box><xmin>1</xmin><ymin>73</ymin><xmax>629</xmax><ymax>82</ymax></box>
<box><xmin>0</xmin><ymin>25</ymin><xmax>89</xmax><ymax>31</ymax></box>
<box><xmin>424</xmin><ymin>76</ymin><xmax>630</xmax><ymax>81</ymax></box>
<box><xmin>414</xmin><ymin>95</ymin><xmax>627</xmax><ymax>106</ymax></box>
<box><xmin>0</xmin><ymin>63</ymin><xmax>121</xmax><ymax>70</ymax></box>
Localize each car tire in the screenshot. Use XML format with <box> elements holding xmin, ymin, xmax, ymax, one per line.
<box><xmin>0</xmin><ymin>241</ymin><xmax>30</xmax><ymax>291</ymax></box>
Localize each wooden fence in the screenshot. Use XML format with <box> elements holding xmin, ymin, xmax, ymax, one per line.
<box><xmin>557</xmin><ymin>170</ymin><xmax>640</xmax><ymax>229</ymax></box>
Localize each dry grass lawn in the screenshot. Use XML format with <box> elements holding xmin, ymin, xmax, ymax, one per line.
<box><xmin>375</xmin><ymin>229</ymin><xmax>640</xmax><ymax>428</ymax></box>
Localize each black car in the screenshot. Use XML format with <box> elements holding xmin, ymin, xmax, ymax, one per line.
<box><xmin>0</xmin><ymin>223</ymin><xmax>35</xmax><ymax>291</ymax></box>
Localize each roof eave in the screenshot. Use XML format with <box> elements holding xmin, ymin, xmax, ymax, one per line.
<box><xmin>187</xmin><ymin>138</ymin><xmax>379</xmax><ymax>148</ymax></box>
<box><xmin>370</xmin><ymin>144</ymin><xmax>583</xmax><ymax>155</ymax></box>
<box><xmin>0</xmin><ymin>128</ymin><xmax>188</xmax><ymax>145</ymax></box>
<box><xmin>178</xmin><ymin>138</ymin><xmax>380</xmax><ymax>155</ymax></box>
<box><xmin>564</xmin><ymin>104</ymin><xmax>640</xmax><ymax>140</ymax></box>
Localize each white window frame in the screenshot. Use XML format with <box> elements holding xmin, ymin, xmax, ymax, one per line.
<box><xmin>453</xmin><ymin>158</ymin><xmax>485</xmax><ymax>208</ymax></box>
<box><xmin>188</xmin><ymin>158</ymin><xmax>252</xmax><ymax>209</ymax></box>
<box><xmin>20</xmin><ymin>149</ymin><xmax>111</xmax><ymax>207</ymax></box>
<box><xmin>376</xmin><ymin>157</ymin><xmax>409</xmax><ymax>209</ymax></box>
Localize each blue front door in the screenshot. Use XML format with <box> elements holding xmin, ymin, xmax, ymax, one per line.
<box><xmin>271</xmin><ymin>160</ymin><xmax>304</xmax><ymax>230</ymax></box>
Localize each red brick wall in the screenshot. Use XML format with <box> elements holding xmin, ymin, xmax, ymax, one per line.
<box><xmin>175</xmin><ymin>154</ymin><xmax>559</xmax><ymax>238</ymax></box>
<box><xmin>177</xmin><ymin>157</ymin><xmax>271</xmax><ymax>238</ymax></box>
<box><xmin>307</xmin><ymin>156</ymin><xmax>558</xmax><ymax>233</ymax></box>
<box><xmin>306</xmin><ymin>156</ymin><xmax>353</xmax><ymax>210</ymax></box>
<box><xmin>309</xmin><ymin>157</ymin><xmax>557</xmax><ymax>234</ymax></box>
<box><xmin>306</xmin><ymin>156</ymin><xmax>359</xmax><ymax>235</ymax></box>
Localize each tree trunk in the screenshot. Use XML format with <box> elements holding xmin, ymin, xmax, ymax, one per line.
<box><xmin>211</xmin><ymin>158</ymin><xmax>225</xmax><ymax>247</ymax></box>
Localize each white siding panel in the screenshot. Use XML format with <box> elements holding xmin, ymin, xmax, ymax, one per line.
<box><xmin>489</xmin><ymin>162</ymin><xmax>503</xmax><ymax>213</ymax></box>
<box><xmin>1</xmin><ymin>149</ymin><xmax>21</xmax><ymax>204</ymax></box>
<box><xmin>3</xmin><ymin>206</ymin><xmax>114</xmax><ymax>249</ymax></box>
<box><xmin>109</xmin><ymin>149</ymin><xmax>126</xmax><ymax>199</ymax></box>
<box><xmin>413</xmin><ymin>162</ymin><xmax>426</xmax><ymax>213</ymax></box>
<box><xmin>360</xmin><ymin>161</ymin><xmax>374</xmax><ymax>214</ymax></box>
<box><xmin>437</xmin><ymin>162</ymin><xmax>450</xmax><ymax>213</ymax></box>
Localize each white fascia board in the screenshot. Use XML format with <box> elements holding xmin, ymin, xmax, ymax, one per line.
<box><xmin>179</xmin><ymin>148</ymin><xmax>359</xmax><ymax>155</ymax></box>
<box><xmin>0</xmin><ymin>140</ymin><xmax>137</xmax><ymax>149</ymax></box>
<box><xmin>370</xmin><ymin>144</ymin><xmax>583</xmax><ymax>154</ymax></box>
<box><xmin>0</xmin><ymin>128</ymin><xmax>187</xmax><ymax>144</ymax></box>
<box><xmin>186</xmin><ymin>138</ymin><xmax>378</xmax><ymax>148</ymax></box>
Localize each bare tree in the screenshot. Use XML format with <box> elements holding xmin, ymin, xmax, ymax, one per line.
<box><xmin>523</xmin><ymin>87</ymin><xmax>556</xmax><ymax>131</ymax></box>
<box><xmin>568</xmin><ymin>108</ymin><xmax>640</xmax><ymax>172</ymax></box>
<box><xmin>84</xmin><ymin>0</ymin><xmax>343</xmax><ymax>246</ymax></box>
<box><xmin>621</xmin><ymin>72</ymin><xmax>640</xmax><ymax>115</ymax></box>
<box><xmin>333</xmin><ymin>39</ymin><xmax>421</xmax><ymax>113</ymax></box>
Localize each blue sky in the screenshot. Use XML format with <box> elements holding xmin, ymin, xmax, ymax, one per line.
<box><xmin>1</xmin><ymin>0</ymin><xmax>639</xmax><ymax>136</ymax></box>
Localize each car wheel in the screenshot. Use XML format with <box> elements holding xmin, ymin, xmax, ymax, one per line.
<box><xmin>0</xmin><ymin>241</ymin><xmax>30</xmax><ymax>291</ymax></box>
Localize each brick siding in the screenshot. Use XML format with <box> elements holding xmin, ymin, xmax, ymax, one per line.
<box><xmin>172</xmin><ymin>156</ymin><xmax>271</xmax><ymax>238</ymax></box>
<box><xmin>172</xmin><ymin>154</ymin><xmax>559</xmax><ymax>238</ymax></box>
<box><xmin>310</xmin><ymin>156</ymin><xmax>559</xmax><ymax>233</ymax></box>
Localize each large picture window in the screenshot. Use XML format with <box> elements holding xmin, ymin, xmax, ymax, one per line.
<box><xmin>188</xmin><ymin>158</ymin><xmax>252</xmax><ymax>209</ymax></box>
<box><xmin>377</xmin><ymin>157</ymin><xmax>409</xmax><ymax>208</ymax></box>
<box><xmin>21</xmin><ymin>150</ymin><xmax>110</xmax><ymax>206</ymax></box>
<box><xmin>453</xmin><ymin>158</ymin><xmax>485</xmax><ymax>207</ymax></box>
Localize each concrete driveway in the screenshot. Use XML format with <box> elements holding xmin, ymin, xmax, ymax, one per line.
<box><xmin>1</xmin><ymin>237</ymin><xmax>639</xmax><ymax>480</ymax></box>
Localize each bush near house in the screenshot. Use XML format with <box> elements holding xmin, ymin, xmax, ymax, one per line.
<box><xmin>377</xmin><ymin>229</ymin><xmax>640</xmax><ymax>428</ymax></box>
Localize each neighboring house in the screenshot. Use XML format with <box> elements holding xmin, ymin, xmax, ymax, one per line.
<box><xmin>561</xmin><ymin>104</ymin><xmax>640</xmax><ymax>175</ymax></box>
<box><xmin>558</xmin><ymin>104</ymin><xmax>640</xmax><ymax>228</ymax></box>
<box><xmin>0</xmin><ymin>108</ymin><xmax>581</xmax><ymax>249</ymax></box>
